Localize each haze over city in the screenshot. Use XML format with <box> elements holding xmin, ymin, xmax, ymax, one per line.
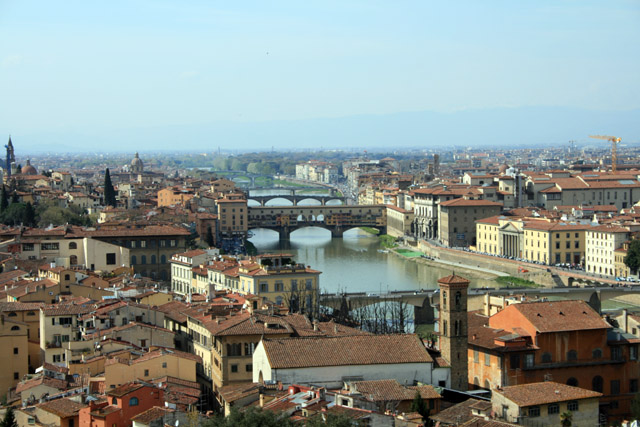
<box><xmin>1</xmin><ymin>0</ymin><xmax>639</xmax><ymax>152</ymax></box>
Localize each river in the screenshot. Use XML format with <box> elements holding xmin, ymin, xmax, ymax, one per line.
<box><xmin>248</xmin><ymin>227</ymin><xmax>497</xmax><ymax>294</ymax></box>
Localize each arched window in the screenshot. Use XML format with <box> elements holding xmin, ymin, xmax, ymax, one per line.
<box><xmin>131</xmin><ymin>256</ymin><xmax>137</xmax><ymax>265</ymax></box>
<box><xmin>592</xmin><ymin>348</ymin><xmax>602</xmax><ymax>359</ymax></box>
<box><xmin>473</xmin><ymin>377</ymin><xmax>480</xmax><ymax>389</ymax></box>
<box><xmin>567</xmin><ymin>350</ymin><xmax>578</xmax><ymax>361</ymax></box>
<box><xmin>7</xmin><ymin>312</ymin><xmax>17</xmax><ymax>317</ymax></box>
<box><xmin>455</xmin><ymin>291</ymin><xmax>461</xmax><ymax>308</ymax></box>
<box><xmin>64</xmin><ymin>274</ymin><xmax>70</xmax><ymax>281</ymax></box>
<box><xmin>69</xmin><ymin>242</ymin><xmax>77</xmax><ymax>250</ymax></box>
<box><xmin>541</xmin><ymin>352</ymin><xmax>552</xmax><ymax>363</ymax></box>
<box><xmin>443</xmin><ymin>291</ymin><xmax>447</xmax><ymax>306</ymax></box>
<box><xmin>10</xmin><ymin>326</ymin><xmax>19</xmax><ymax>331</ymax></box>
<box><xmin>129</xmin><ymin>397</ymin><xmax>138</xmax><ymax>406</ymax></box>
<box><xmin>26</xmin><ymin>311</ymin><xmax>35</xmax><ymax>316</ymax></box>
<box><xmin>484</xmin><ymin>379</ymin><xmax>491</xmax><ymax>390</ymax></box>
<box><xmin>161</xmin><ymin>255</ymin><xmax>166</xmax><ymax>264</ymax></box>
<box><xmin>567</xmin><ymin>377</ymin><xmax>578</xmax><ymax>387</ymax></box>
<box><xmin>141</xmin><ymin>255</ymin><xmax>147</xmax><ymax>265</ymax></box>
<box><xmin>70</xmin><ymin>255</ymin><xmax>78</xmax><ymax>265</ymax></box>
<box><xmin>592</xmin><ymin>376</ymin><xmax>603</xmax><ymax>392</ymax></box>
<box><xmin>151</xmin><ymin>255</ymin><xmax>156</xmax><ymax>265</ymax></box>
<box><xmin>112</xmin><ymin>397</ymin><xmax>117</xmax><ymax>405</ymax></box>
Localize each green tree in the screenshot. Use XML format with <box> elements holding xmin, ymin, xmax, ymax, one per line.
<box><xmin>204</xmin><ymin>407</ymin><xmax>294</xmax><ymax>427</ymax></box>
<box><xmin>410</xmin><ymin>391</ymin><xmax>431</xmax><ymax>425</ymax></box>
<box><xmin>625</xmin><ymin>239</ymin><xmax>640</xmax><ymax>274</ymax></box>
<box><xmin>206</xmin><ymin>226</ymin><xmax>215</xmax><ymax>247</ymax></box>
<box><xmin>0</xmin><ymin>186</ymin><xmax>8</xmax><ymax>212</ymax></box>
<box><xmin>0</xmin><ymin>406</ymin><xmax>18</xmax><ymax>427</ymax></box>
<box><xmin>631</xmin><ymin>392</ymin><xmax>640</xmax><ymax>420</ymax></box>
<box><xmin>1</xmin><ymin>203</ymin><xmax>27</xmax><ymax>226</ymax></box>
<box><xmin>104</xmin><ymin>168</ymin><xmax>117</xmax><ymax>207</ymax></box>
<box><xmin>560</xmin><ymin>411</ymin><xmax>573</xmax><ymax>427</ymax></box>
<box><xmin>10</xmin><ymin>193</ymin><xmax>18</xmax><ymax>204</ymax></box>
<box><xmin>24</xmin><ymin>202</ymin><xmax>36</xmax><ymax>227</ymax></box>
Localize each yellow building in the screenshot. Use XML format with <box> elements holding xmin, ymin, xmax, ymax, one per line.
<box><xmin>238</xmin><ymin>254</ymin><xmax>321</xmax><ymax>314</ymax></box>
<box><xmin>438</xmin><ymin>198</ymin><xmax>503</xmax><ymax>247</ymax></box>
<box><xmin>103</xmin><ymin>348</ymin><xmax>201</xmax><ymax>390</ymax></box>
<box><xmin>216</xmin><ymin>194</ymin><xmax>248</xmax><ymax>237</ymax></box>
<box><xmin>523</xmin><ymin>219</ymin><xmax>591</xmax><ymax>265</ymax></box>
<box><xmin>0</xmin><ymin>302</ymin><xmax>43</xmax><ymax>371</ymax></box>
<box><xmin>0</xmin><ymin>313</ymin><xmax>29</xmax><ymax>398</ymax></box>
<box><xmin>157</xmin><ymin>186</ymin><xmax>195</xmax><ymax>207</ymax></box>
<box><xmin>386</xmin><ymin>204</ymin><xmax>414</xmax><ymax>238</ymax></box>
<box><xmin>615</xmin><ymin>245</ymin><xmax>631</xmax><ymax>278</ymax></box>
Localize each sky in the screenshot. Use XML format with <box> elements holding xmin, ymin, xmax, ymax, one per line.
<box><xmin>1</xmin><ymin>1</ymin><xmax>639</xmax><ymax>152</ymax></box>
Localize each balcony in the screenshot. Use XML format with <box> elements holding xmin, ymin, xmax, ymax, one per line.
<box><xmin>46</xmin><ymin>341</ymin><xmax>62</xmax><ymax>349</ymax></box>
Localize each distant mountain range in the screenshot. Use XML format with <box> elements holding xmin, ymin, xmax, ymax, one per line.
<box><xmin>14</xmin><ymin>106</ymin><xmax>640</xmax><ymax>153</ymax></box>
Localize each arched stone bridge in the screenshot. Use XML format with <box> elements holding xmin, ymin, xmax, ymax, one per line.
<box><xmin>248</xmin><ymin>194</ymin><xmax>345</xmax><ymax>206</ymax></box>
<box><xmin>248</xmin><ymin>204</ymin><xmax>386</xmax><ymax>239</ymax></box>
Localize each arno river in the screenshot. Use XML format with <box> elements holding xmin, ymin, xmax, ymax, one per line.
<box><xmin>248</xmin><ymin>227</ymin><xmax>497</xmax><ymax>294</ymax></box>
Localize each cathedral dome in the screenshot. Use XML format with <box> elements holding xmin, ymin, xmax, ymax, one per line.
<box><xmin>131</xmin><ymin>152</ymin><xmax>144</xmax><ymax>173</ymax></box>
<box><xmin>21</xmin><ymin>159</ymin><xmax>37</xmax><ymax>175</ymax></box>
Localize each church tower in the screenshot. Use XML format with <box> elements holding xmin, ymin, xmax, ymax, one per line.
<box><xmin>438</xmin><ymin>274</ymin><xmax>469</xmax><ymax>391</ymax></box>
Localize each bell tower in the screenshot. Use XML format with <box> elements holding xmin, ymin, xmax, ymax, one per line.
<box><xmin>438</xmin><ymin>274</ymin><xmax>469</xmax><ymax>391</ymax></box>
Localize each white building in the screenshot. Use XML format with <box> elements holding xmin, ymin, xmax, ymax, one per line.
<box><xmin>253</xmin><ymin>334</ymin><xmax>449</xmax><ymax>389</ymax></box>
<box><xmin>585</xmin><ymin>224</ymin><xmax>631</xmax><ymax>276</ymax></box>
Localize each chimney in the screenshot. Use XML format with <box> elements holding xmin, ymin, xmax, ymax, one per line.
<box><xmin>622</xmin><ymin>309</ymin><xmax>629</xmax><ymax>333</ymax></box>
<box><xmin>483</xmin><ymin>293</ymin><xmax>490</xmax><ymax>316</ymax></box>
<box><xmin>259</xmin><ymin>393</ymin><xmax>265</xmax><ymax>408</ymax></box>
<box><xmin>313</xmin><ymin>320</ymin><xmax>318</xmax><ymax>332</ymax></box>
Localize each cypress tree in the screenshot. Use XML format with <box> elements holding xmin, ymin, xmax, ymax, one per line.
<box><xmin>24</xmin><ymin>202</ymin><xmax>36</xmax><ymax>227</ymax></box>
<box><xmin>10</xmin><ymin>192</ymin><xmax>18</xmax><ymax>204</ymax></box>
<box><xmin>104</xmin><ymin>168</ymin><xmax>116</xmax><ymax>207</ymax></box>
<box><xmin>0</xmin><ymin>406</ymin><xmax>18</xmax><ymax>427</ymax></box>
<box><xmin>0</xmin><ymin>186</ymin><xmax>8</xmax><ymax>212</ymax></box>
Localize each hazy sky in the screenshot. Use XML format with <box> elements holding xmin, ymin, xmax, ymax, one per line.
<box><xmin>1</xmin><ymin>1</ymin><xmax>639</xmax><ymax>150</ymax></box>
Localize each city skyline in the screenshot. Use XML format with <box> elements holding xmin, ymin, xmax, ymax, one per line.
<box><xmin>1</xmin><ymin>1</ymin><xmax>639</xmax><ymax>152</ymax></box>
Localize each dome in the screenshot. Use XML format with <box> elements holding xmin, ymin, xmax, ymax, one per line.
<box><xmin>21</xmin><ymin>159</ymin><xmax>37</xmax><ymax>175</ymax></box>
<box><xmin>130</xmin><ymin>152</ymin><xmax>144</xmax><ymax>173</ymax></box>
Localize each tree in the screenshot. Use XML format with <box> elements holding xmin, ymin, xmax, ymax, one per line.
<box><xmin>204</xmin><ymin>407</ymin><xmax>294</xmax><ymax>427</ymax></box>
<box><xmin>625</xmin><ymin>239</ymin><xmax>640</xmax><ymax>274</ymax></box>
<box><xmin>10</xmin><ymin>192</ymin><xmax>18</xmax><ymax>204</ymax></box>
<box><xmin>104</xmin><ymin>168</ymin><xmax>117</xmax><ymax>207</ymax></box>
<box><xmin>0</xmin><ymin>186</ymin><xmax>8</xmax><ymax>212</ymax></box>
<box><xmin>206</xmin><ymin>226</ymin><xmax>215</xmax><ymax>247</ymax></box>
<box><xmin>306</xmin><ymin>413</ymin><xmax>357</xmax><ymax>426</ymax></box>
<box><xmin>410</xmin><ymin>390</ymin><xmax>430</xmax><ymax>425</ymax></box>
<box><xmin>631</xmin><ymin>392</ymin><xmax>640</xmax><ymax>420</ymax></box>
<box><xmin>0</xmin><ymin>406</ymin><xmax>18</xmax><ymax>427</ymax></box>
<box><xmin>24</xmin><ymin>202</ymin><xmax>36</xmax><ymax>227</ymax></box>
<box><xmin>560</xmin><ymin>411</ymin><xmax>573</xmax><ymax>427</ymax></box>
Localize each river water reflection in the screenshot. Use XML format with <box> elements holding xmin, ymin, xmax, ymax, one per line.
<box><xmin>249</xmin><ymin>227</ymin><xmax>496</xmax><ymax>294</ymax></box>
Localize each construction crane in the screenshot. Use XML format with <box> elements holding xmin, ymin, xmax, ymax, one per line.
<box><xmin>589</xmin><ymin>134</ymin><xmax>621</xmax><ymax>172</ymax></box>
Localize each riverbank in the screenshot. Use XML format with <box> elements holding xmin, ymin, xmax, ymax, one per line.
<box><xmin>390</xmin><ymin>246</ymin><xmax>507</xmax><ymax>282</ymax></box>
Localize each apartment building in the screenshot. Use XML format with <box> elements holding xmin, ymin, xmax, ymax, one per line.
<box><xmin>438</xmin><ymin>198</ymin><xmax>503</xmax><ymax>247</ymax></box>
<box><xmin>585</xmin><ymin>224</ymin><xmax>633</xmax><ymax>276</ymax></box>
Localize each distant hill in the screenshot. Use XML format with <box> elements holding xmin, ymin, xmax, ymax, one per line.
<box><xmin>15</xmin><ymin>106</ymin><xmax>640</xmax><ymax>153</ymax></box>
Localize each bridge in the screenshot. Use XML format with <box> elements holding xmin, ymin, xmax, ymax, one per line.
<box><xmin>320</xmin><ymin>285</ymin><xmax>640</xmax><ymax>324</ymax></box>
<box><xmin>248</xmin><ymin>204</ymin><xmax>386</xmax><ymax>240</ymax></box>
<box><xmin>248</xmin><ymin>192</ymin><xmax>345</xmax><ymax>206</ymax></box>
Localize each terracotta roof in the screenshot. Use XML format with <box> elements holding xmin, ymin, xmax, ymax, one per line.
<box><xmin>0</xmin><ymin>301</ymin><xmax>43</xmax><ymax>312</ymax></box>
<box><xmin>16</xmin><ymin>376</ymin><xmax>68</xmax><ymax>393</ymax></box>
<box><xmin>439</xmin><ymin>198</ymin><xmax>503</xmax><ymax>207</ymax></box>
<box><xmin>496</xmin><ymin>300</ymin><xmax>609</xmax><ymax>333</ymax></box>
<box><xmin>37</xmin><ymin>397</ymin><xmax>86</xmax><ymax>418</ymax></box>
<box><xmin>431</xmin><ymin>398</ymin><xmax>484</xmax><ymax>425</ymax></box>
<box><xmin>43</xmin><ymin>303</ymin><xmax>94</xmax><ymax>316</ymax></box>
<box><xmin>349</xmin><ymin>379</ymin><xmax>440</xmax><ymax>402</ymax></box>
<box><xmin>130</xmin><ymin>406</ymin><xmax>172</xmax><ymax>423</ymax></box>
<box><xmin>496</xmin><ymin>381</ymin><xmax>601</xmax><ymax>407</ymax></box>
<box><xmin>107</xmin><ymin>382</ymin><xmax>146</xmax><ymax>397</ymax></box>
<box><xmin>262</xmin><ymin>334</ymin><xmax>432</xmax><ymax>369</ymax></box>
<box><xmin>438</xmin><ymin>274</ymin><xmax>471</xmax><ymax>285</ymax></box>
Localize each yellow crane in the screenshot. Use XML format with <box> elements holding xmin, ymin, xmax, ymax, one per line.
<box><xmin>589</xmin><ymin>134</ymin><xmax>621</xmax><ymax>172</ymax></box>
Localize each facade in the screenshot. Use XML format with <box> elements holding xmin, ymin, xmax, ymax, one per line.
<box><xmin>169</xmin><ymin>249</ymin><xmax>212</xmax><ymax>296</ymax></box>
<box><xmin>386</xmin><ymin>204</ymin><xmax>414</xmax><ymax>238</ymax></box>
<box><xmin>438</xmin><ymin>199</ymin><xmax>502</xmax><ymax>247</ymax></box>
<box><xmin>79</xmin><ymin>383</ymin><xmax>164</xmax><ymax>427</ymax></box>
<box><xmin>216</xmin><ymin>194</ymin><xmax>248</xmax><ymax>237</ymax></box>
<box><xmin>252</xmin><ymin>334</ymin><xmax>445</xmax><ymax>389</ymax></box>
<box><xmin>523</xmin><ymin>220</ymin><xmax>591</xmax><ymax>265</ymax></box>
<box><xmin>40</xmin><ymin>304</ymin><xmax>92</xmax><ymax>366</ymax></box>
<box><xmin>157</xmin><ymin>186</ymin><xmax>195</xmax><ymax>207</ymax></box>
<box><xmin>467</xmin><ymin>300</ymin><xmax>640</xmax><ymax>421</ymax></box>
<box><xmin>585</xmin><ymin>224</ymin><xmax>632</xmax><ymax>276</ymax></box>
<box><xmin>16</xmin><ymin>397</ymin><xmax>86</xmax><ymax>427</ymax></box>
<box><xmin>492</xmin><ymin>382</ymin><xmax>601</xmax><ymax>427</ymax></box>
<box><xmin>0</xmin><ymin>313</ymin><xmax>29</xmax><ymax>398</ymax></box>
<box><xmin>104</xmin><ymin>348</ymin><xmax>200</xmax><ymax>390</ymax></box>
<box><xmin>0</xmin><ymin>302</ymin><xmax>43</xmax><ymax>372</ymax></box>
